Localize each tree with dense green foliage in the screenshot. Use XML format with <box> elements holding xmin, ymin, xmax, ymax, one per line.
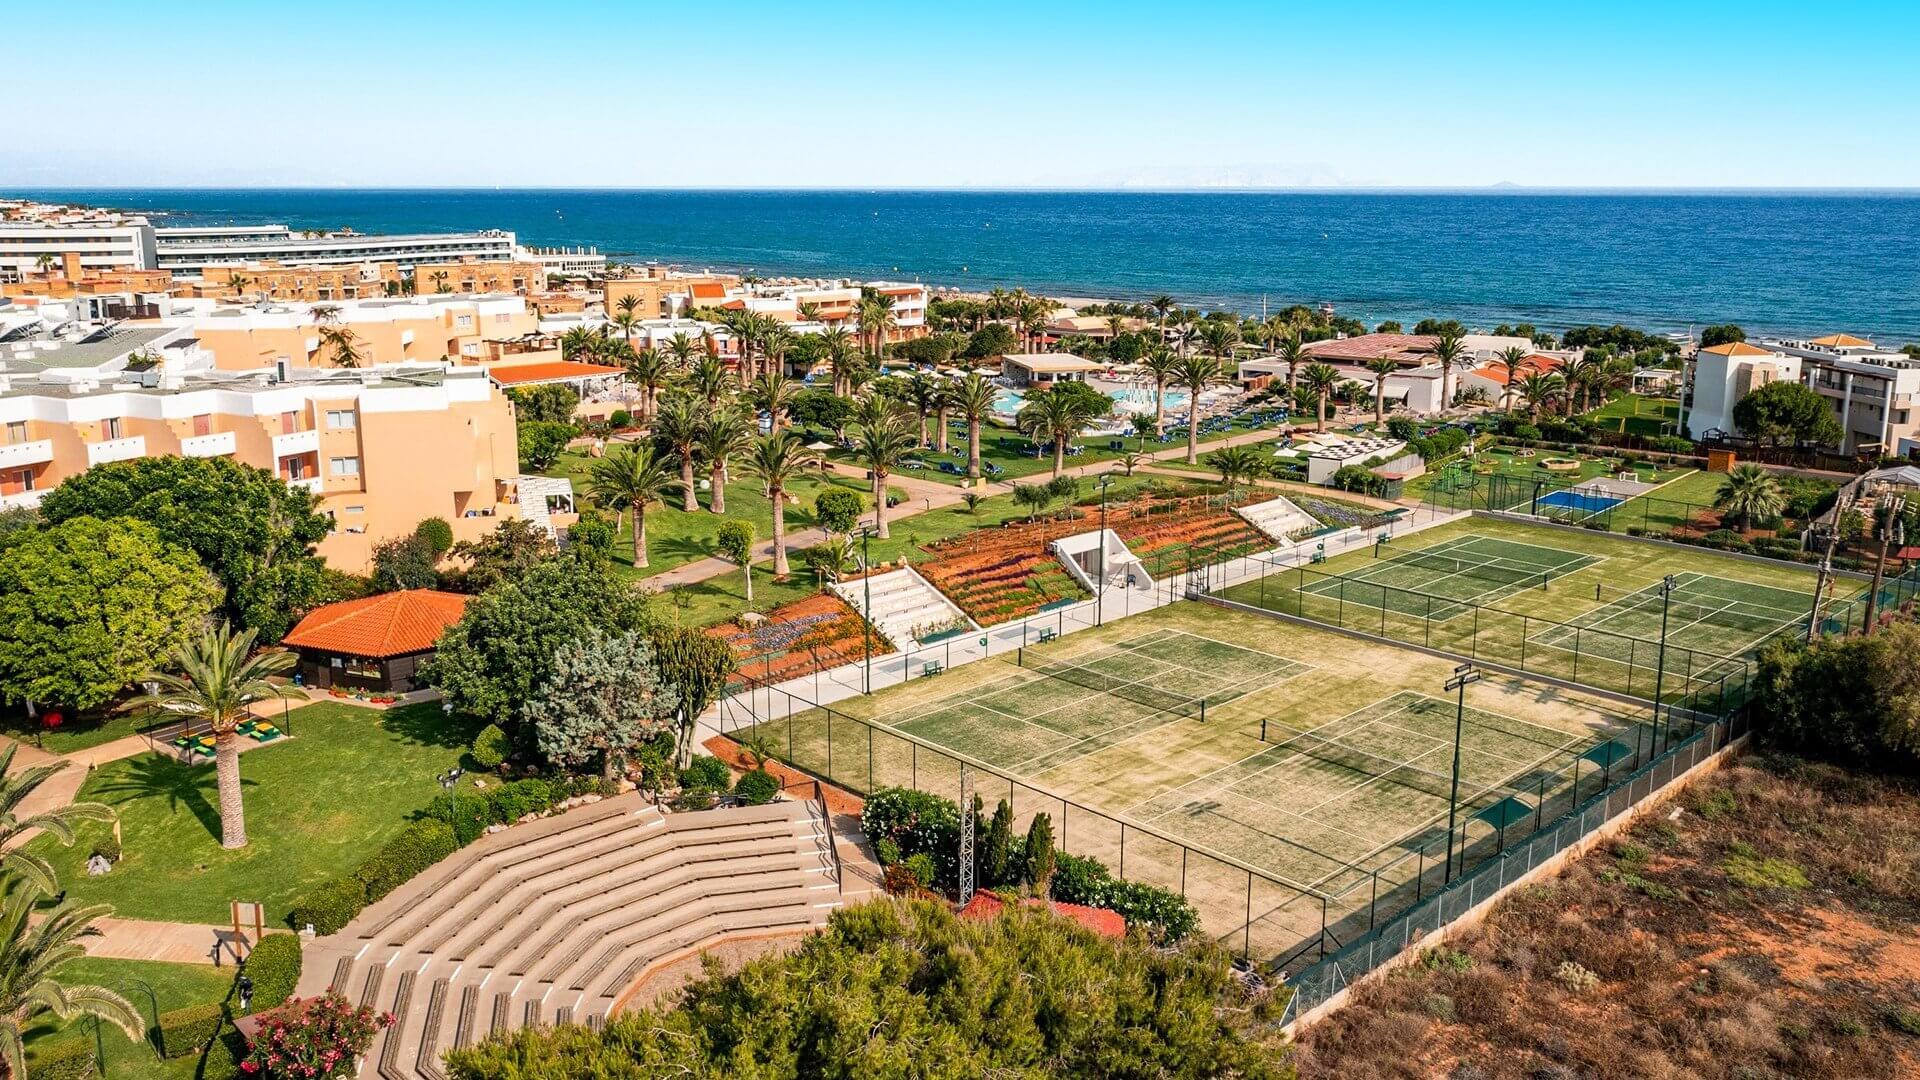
<box><xmin>715</xmin><ymin>519</ymin><xmax>756</xmax><ymax>603</ymax></box>
<box><xmin>444</xmin><ymin>517</ymin><xmax>555</xmax><ymax>593</ymax></box>
<box><xmin>446</xmin><ymin>899</ymin><xmax>1291</xmax><ymax>1079</ymax></box>
<box><xmin>982</xmin><ymin>797</ymin><xmax>1013</xmax><ymax>888</ymax></box>
<box><xmin>507</xmin><ymin>383</ymin><xmax>581</xmax><ymax>424</ymax></box>
<box><xmin>698</xmin><ymin>407</ymin><xmax>754</xmax><ymax>514</ymax></box>
<box><xmin>414</xmin><ymin>517</ymin><xmax>454</xmax><ymax>557</ymax></box>
<box><xmin>1016</xmin><ymin>383</ymin><xmax>1110</xmax><ymax>478</ymax></box>
<box><xmin>1716</xmin><ymin>463</ymin><xmax>1786</xmax><ymax>531</ymax></box>
<box><xmin>0</xmin><ymin>516</ymin><xmax>220</xmax><ymax>713</ymax></box>
<box><xmin>370</xmin><ymin>533</ymin><xmax>439</xmax><ymax>591</ymax></box>
<box><xmin>646</xmin><ymin>625</ymin><xmax>737</xmax><ymax>767</ymax></box>
<box><xmin>964</xmin><ymin>321</ymin><xmax>1020</xmax><ymax>360</ymax></box>
<box><xmin>1300</xmin><ymin>362</ymin><xmax>1343</xmax><ymax>432</ymax></box>
<box><xmin>650</xmin><ymin>393</ymin><xmax>706</xmax><ymax>513</ymax></box>
<box><xmin>566</xmin><ymin>507</ymin><xmax>618</xmax><ymax>561</ymax></box>
<box><xmin>790</xmin><ymin>386</ymin><xmax>857</xmax><ymax>444</ymax></box>
<box><xmin>746</xmin><ymin>431</ymin><xmax>818</xmax><ymax>578</ymax></box>
<box><xmin>1413</xmin><ymin>318</ymin><xmax>1465</xmax><ymax>338</ymax></box>
<box><xmin>37</xmin><ymin>455</ymin><xmax>330</xmax><ymax>640</ymax></box>
<box><xmin>852</xmin><ymin>395</ymin><xmax>916</xmax><ymax>540</ymax></box>
<box><xmin>814</xmin><ymin>487</ymin><xmax>864</xmax><ymax>537</ymax></box>
<box><xmin>1756</xmin><ymin>620</ymin><xmax>1920</xmax><ymax>770</ymax></box>
<box><xmin>1699</xmin><ymin>324</ymin><xmax>1747</xmax><ymax>348</ymax></box>
<box><xmin>528</xmin><ymin>630</ymin><xmax>679</xmax><ymax>780</ymax></box>
<box><xmin>1011</xmin><ymin>481</ymin><xmax>1051</xmax><ymax>521</ymax></box>
<box><xmin>124</xmin><ymin>622</ymin><xmax>303</xmax><ymax>849</ymax></box>
<box><xmin>1172</xmin><ymin>353</ymin><xmax>1226</xmax><ymax>462</ymax></box>
<box><xmin>516</xmin><ymin>420</ymin><xmax>578</xmax><ymax>471</ymax></box>
<box><xmin>425</xmin><ymin>554</ymin><xmax>652</xmax><ymax>744</ymax></box>
<box><xmin>1516</xmin><ymin>370</ymin><xmax>1566</xmax><ymax>420</ymax></box>
<box><xmin>0</xmin><ymin>885</ymin><xmax>142</xmax><ymax>1078</ymax></box>
<box><xmin>1206</xmin><ymin>444</ymin><xmax>1267</xmax><ymax>491</ymax></box>
<box><xmin>1732</xmin><ymin>380</ymin><xmax>1845</xmax><ymax>448</ymax></box>
<box><xmin>585</xmin><ymin>443</ymin><xmax>676</xmax><ymax>570</ymax></box>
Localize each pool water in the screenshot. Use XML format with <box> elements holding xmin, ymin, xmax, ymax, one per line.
<box><xmin>992</xmin><ymin>386</ymin><xmax>1192</xmax><ymax>415</ymax></box>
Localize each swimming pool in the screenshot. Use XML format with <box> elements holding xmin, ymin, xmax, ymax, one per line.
<box><xmin>992</xmin><ymin>386</ymin><xmax>1191</xmax><ymax>415</ymax></box>
<box><xmin>1534</xmin><ymin>489</ymin><xmax>1624</xmax><ymax>515</ymax></box>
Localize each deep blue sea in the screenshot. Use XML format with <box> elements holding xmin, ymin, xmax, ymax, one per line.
<box><xmin>16</xmin><ymin>188</ymin><xmax>1920</xmax><ymax>341</ymax></box>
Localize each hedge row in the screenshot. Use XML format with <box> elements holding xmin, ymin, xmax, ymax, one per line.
<box><xmin>289</xmin><ymin>775</ymin><xmax>617</xmax><ymax>935</ymax></box>
<box><xmin>159</xmin><ymin>1001</ymin><xmax>225</xmax><ymax>1058</ymax></box>
<box><xmin>244</xmin><ymin>932</ymin><xmax>304</xmax><ymax>1013</ymax></box>
<box><xmin>30</xmin><ymin>1038</ymin><xmax>95</xmax><ymax>1080</ymax></box>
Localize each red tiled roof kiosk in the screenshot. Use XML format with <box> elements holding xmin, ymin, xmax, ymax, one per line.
<box><xmin>280</xmin><ymin>589</ymin><xmax>470</xmax><ymax>693</ymax></box>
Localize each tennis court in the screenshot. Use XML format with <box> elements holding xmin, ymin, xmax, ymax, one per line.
<box><xmin>892</xmin><ymin>628</ymin><xmax>1311</xmax><ymax>775</ymax></box>
<box><xmin>1126</xmin><ymin>689</ymin><xmax>1595</xmax><ymax>896</ymax></box>
<box><xmin>1298</xmin><ymin>534</ymin><xmax>1603</xmax><ymax>619</ymax></box>
<box><xmin>1529</xmin><ymin>571</ymin><xmax>1812</xmax><ymax>674</ymax></box>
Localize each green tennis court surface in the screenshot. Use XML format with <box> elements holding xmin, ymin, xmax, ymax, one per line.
<box><xmin>893</xmin><ymin>629</ymin><xmax>1310</xmax><ymax>774</ymax></box>
<box><xmin>1528</xmin><ymin>571</ymin><xmax>1811</xmax><ymax>676</ymax></box>
<box><xmin>1298</xmin><ymin>534</ymin><xmax>1602</xmax><ymax>619</ymax></box>
<box><xmin>1126</xmin><ymin>690</ymin><xmax>1593</xmax><ymax>895</ymax></box>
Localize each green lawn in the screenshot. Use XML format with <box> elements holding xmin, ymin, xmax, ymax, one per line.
<box><xmin>30</xmin><ymin>702</ymin><xmax>481</xmax><ymax>926</ymax></box>
<box><xmin>1583</xmin><ymin>393</ymin><xmax>1683</xmax><ymax>437</ymax></box>
<box><xmin>0</xmin><ymin>706</ymin><xmax>153</xmax><ymax>755</ymax></box>
<box><xmin>24</xmin><ymin>957</ymin><xmax>233</xmax><ymax>1080</ymax></box>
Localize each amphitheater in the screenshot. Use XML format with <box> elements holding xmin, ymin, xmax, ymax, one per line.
<box><xmin>295</xmin><ymin>792</ymin><xmax>878</xmax><ymax>1079</ymax></box>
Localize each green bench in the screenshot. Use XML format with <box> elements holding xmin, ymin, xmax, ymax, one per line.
<box><xmin>921</xmin><ymin>662</ymin><xmax>944</xmax><ymax>678</ymax></box>
<box><xmin>1036</xmin><ymin>628</ymin><xmax>1058</xmax><ymax>644</ymax></box>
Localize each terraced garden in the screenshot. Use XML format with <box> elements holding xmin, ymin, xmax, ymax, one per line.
<box><xmin>710</xmin><ymin>592</ymin><xmax>891</xmax><ymax>688</ymax></box>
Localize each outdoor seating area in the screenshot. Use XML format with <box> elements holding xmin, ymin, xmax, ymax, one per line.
<box><xmin>166</xmin><ymin>717</ymin><xmax>284</xmax><ymax>759</ymax></box>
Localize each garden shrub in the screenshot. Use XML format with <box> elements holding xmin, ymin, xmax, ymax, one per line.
<box><xmin>90</xmin><ymin>834</ymin><xmax>121</xmax><ymax>864</ymax></box>
<box><xmin>414</xmin><ymin>516</ymin><xmax>454</xmax><ymax>556</ymax></box>
<box><xmin>425</xmin><ymin>790</ymin><xmax>492</xmax><ymax>846</ymax></box>
<box><xmin>732</xmin><ymin>769</ymin><xmax>780</xmax><ymax>805</ymax></box>
<box><xmin>288</xmin><ymin>877</ymin><xmax>366</xmax><ymax>936</ymax></box>
<box><xmin>902</xmin><ymin>853</ymin><xmax>937</xmax><ymax>888</ymax></box>
<box><xmin>1508</xmin><ymin>423</ymin><xmax>1542</xmax><ymax>441</ymax></box>
<box><xmin>608</xmin><ymin>409</ymin><xmax>632</xmax><ymax>428</ymax></box>
<box><xmin>195</xmin><ymin>1030</ymin><xmax>248</xmax><ymax>1080</ymax></box>
<box><xmin>1103</xmin><ymin>880</ymin><xmax>1201</xmax><ymax>943</ymax></box>
<box><xmin>487</xmin><ymin>778</ymin><xmax>557</xmax><ymax>823</ymax></box>
<box><xmin>469</xmin><ymin>724</ymin><xmax>510</xmax><ymax>770</ymax></box>
<box><xmin>355</xmin><ymin>820</ymin><xmax>458</xmax><ymax>904</ymax></box>
<box><xmin>873</xmin><ymin>837</ymin><xmax>901</xmax><ymax>866</ymax></box>
<box><xmin>243</xmin><ymin>933</ymin><xmax>304</xmax><ymax>1013</ymax></box>
<box><xmin>860</xmin><ymin>787</ymin><xmax>961</xmax><ymax>885</ymax></box>
<box><xmin>31</xmin><ymin>1038</ymin><xmax>96</xmax><ymax>1080</ymax></box>
<box><xmin>634</xmin><ymin>732</ymin><xmax>676</xmax><ymax>792</ymax></box>
<box><xmin>159</xmin><ymin>1002</ymin><xmax>226</xmax><ymax>1058</ymax></box>
<box><xmin>1649</xmin><ymin>435</ymin><xmax>1695</xmax><ymax>454</ymax></box>
<box><xmin>679</xmin><ymin>754</ymin><xmax>732</xmax><ymax>793</ymax></box>
<box><xmin>1047</xmin><ymin>851</ymin><xmax>1114</xmax><ymax>906</ymax></box>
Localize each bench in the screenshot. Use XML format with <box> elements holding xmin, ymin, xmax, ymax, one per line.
<box><xmin>1036</xmin><ymin>628</ymin><xmax>1058</xmax><ymax>644</ymax></box>
<box><xmin>921</xmin><ymin>662</ymin><xmax>944</xmax><ymax>678</ymax></box>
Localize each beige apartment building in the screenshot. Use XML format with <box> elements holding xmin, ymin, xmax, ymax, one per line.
<box><xmin>185</xmin><ymin>259</ymin><xmax>548</xmax><ymax>303</ymax></box>
<box><xmin>604</xmin><ymin>269</ymin><xmax>741</xmax><ymax>319</ymax></box>
<box><xmin>193</xmin><ymin>294</ymin><xmax>540</xmax><ymax>371</ymax></box>
<box><xmin>0</xmin><ymin>365</ymin><xmax>523</xmax><ymax>571</ymax></box>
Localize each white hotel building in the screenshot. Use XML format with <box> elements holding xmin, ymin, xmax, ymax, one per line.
<box><xmin>153</xmin><ymin>225</ymin><xmax>517</xmax><ymax>274</ymax></box>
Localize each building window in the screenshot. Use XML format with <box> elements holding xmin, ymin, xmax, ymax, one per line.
<box><xmin>329</xmin><ymin>456</ymin><xmax>360</xmax><ymax>477</ymax></box>
<box><xmin>456</xmin><ymin>315</ymin><xmax>473</xmax><ymax>328</ymax></box>
<box><xmin>4</xmin><ymin>421</ymin><xmax>25</xmax><ymax>444</ymax></box>
<box><xmin>103</xmin><ymin>417</ymin><xmax>122</xmax><ymax>439</ymax></box>
<box><xmin>326</xmin><ymin>409</ymin><xmax>357</xmax><ymax>430</ymax></box>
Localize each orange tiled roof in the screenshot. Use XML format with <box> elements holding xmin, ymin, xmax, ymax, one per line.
<box><xmin>1810</xmin><ymin>333</ymin><xmax>1875</xmax><ymax>348</ymax></box>
<box><xmin>688</xmin><ymin>282</ymin><xmax>728</xmax><ymax>299</ymax></box>
<box><xmin>282</xmin><ymin>589</ymin><xmax>470</xmax><ymax>658</ymax></box>
<box><xmin>1700</xmin><ymin>342</ymin><xmax>1774</xmax><ymax>357</ymax></box>
<box><xmin>487</xmin><ymin>360</ymin><xmax>625</xmax><ymax>386</ymax></box>
<box><xmin>1472</xmin><ymin>353</ymin><xmax>1564</xmax><ymax>385</ymax></box>
<box><xmin>958</xmin><ymin>891</ymin><xmax>1127</xmax><ymax>938</ymax></box>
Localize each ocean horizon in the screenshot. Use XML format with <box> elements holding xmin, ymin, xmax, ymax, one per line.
<box><xmin>15</xmin><ymin>187</ymin><xmax>1920</xmax><ymax>342</ymax></box>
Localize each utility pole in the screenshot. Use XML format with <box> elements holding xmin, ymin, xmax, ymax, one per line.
<box><xmin>1807</xmin><ymin>492</ymin><xmax>1853</xmax><ymax>642</ymax></box>
<box><xmin>958</xmin><ymin>766</ymin><xmax>975</xmax><ymax>905</ymax></box>
<box><xmin>1442</xmin><ymin>662</ymin><xmax>1482</xmax><ymax>883</ymax></box>
<box><xmin>1651</xmin><ymin>575</ymin><xmax>1678</xmax><ymax>753</ymax></box>
<box><xmin>1864</xmin><ymin>495</ymin><xmax>1906</xmax><ymax>632</ymax></box>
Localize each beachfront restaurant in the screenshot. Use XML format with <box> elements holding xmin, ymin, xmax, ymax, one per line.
<box><xmin>1001</xmin><ymin>353</ymin><xmax>1104</xmax><ymax>387</ymax></box>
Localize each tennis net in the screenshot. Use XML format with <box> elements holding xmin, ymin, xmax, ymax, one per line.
<box><xmin>1277</xmin><ymin>729</ymin><xmax>1462</xmax><ymax>802</ymax></box>
<box><xmin>1375</xmin><ymin>550</ymin><xmax>1559</xmax><ymax>589</ymax></box>
<box><xmin>1017</xmin><ymin>655</ymin><xmax>1209</xmax><ymax>719</ymax></box>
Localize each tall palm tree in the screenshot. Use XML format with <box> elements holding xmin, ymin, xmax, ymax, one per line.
<box><xmin>1273</xmin><ymin>333</ymin><xmax>1308</xmax><ymax>391</ymax></box>
<box><xmin>687</xmin><ymin>351</ymin><xmax>737</xmax><ymax>408</ymax></box>
<box><xmin>1716</xmin><ymin>463</ymin><xmax>1785</xmax><ymax>531</ymax></box>
<box><xmin>610</xmin><ymin>311</ymin><xmax>639</xmax><ymax>346</ymax></box>
<box><xmin>1148</xmin><ymin>295</ymin><xmax>1176</xmax><ymax>336</ymax></box>
<box><xmin>228</xmin><ymin>273</ymin><xmax>252</xmax><ymax>300</ymax></box>
<box><xmin>1017</xmin><ymin>387</ymin><xmax>1105</xmax><ymax>478</ymax></box>
<box><xmin>746</xmin><ymin>431</ymin><xmax>820</xmax><ymax>578</ymax></box>
<box><xmin>1300</xmin><ymin>363</ymin><xmax>1343</xmax><ymax>432</ymax></box>
<box><xmin>0</xmin><ymin>888</ymin><xmax>142</xmax><ymax>1078</ymax></box>
<box><xmin>585</xmin><ymin>444</ymin><xmax>674</xmax><ymax>568</ymax></box>
<box><xmin>760</xmin><ymin>323</ymin><xmax>796</xmax><ymax>381</ymax></box>
<box><xmin>1364</xmin><ymin>355</ymin><xmax>1400</xmax><ymax>426</ymax></box>
<box><xmin>929</xmin><ymin>380</ymin><xmax>955</xmax><ymax>454</ymax></box>
<box><xmin>624</xmin><ymin>347</ymin><xmax>672</xmax><ymax>422</ymax></box>
<box><xmin>821</xmin><ymin>326</ymin><xmax>860</xmax><ymax>395</ymax></box>
<box><xmin>0</xmin><ymin>745</ymin><xmax>114</xmax><ymax>895</ymax></box>
<box><xmin>858</xmin><ymin>293</ymin><xmax>897</xmax><ymax>362</ymax></box>
<box><xmin>311</xmin><ymin>304</ymin><xmax>342</xmax><ymax>326</ymax></box>
<box><xmin>664</xmin><ymin>332</ymin><xmax>700</xmax><ymax>370</ymax></box>
<box><xmin>651</xmin><ymin>394</ymin><xmax>706</xmax><ymax>512</ymax></box>
<box><xmin>851</xmin><ymin>396</ymin><xmax>915</xmax><ymax>539</ymax></box>
<box><xmin>430</xmin><ymin>269</ymin><xmax>450</xmax><ymax>294</ymax></box>
<box><xmin>1207</xmin><ymin>444</ymin><xmax>1267</xmax><ymax>492</ymax></box>
<box><xmin>615</xmin><ymin>292</ymin><xmax>641</xmax><ymax>321</ymax></box>
<box><xmin>1431</xmin><ymin>331</ymin><xmax>1466</xmax><ymax>410</ymax></box>
<box><xmin>123</xmin><ymin>624</ymin><xmax>303</xmax><ymax>849</ymax></box>
<box><xmin>1015</xmin><ymin>299</ymin><xmax>1050</xmax><ymax>353</ymax></box>
<box><xmin>747</xmin><ymin>370</ymin><xmax>797</xmax><ymax>430</ymax></box>
<box><xmin>950</xmin><ymin>372</ymin><xmax>996</xmax><ymax>484</ymax></box>
<box><xmin>1139</xmin><ymin>346</ymin><xmax>1182</xmax><ymax>439</ymax></box>
<box><xmin>1172</xmin><ymin>354</ymin><xmax>1225</xmax><ymax>463</ymax></box>
<box><xmin>1495</xmin><ymin>346</ymin><xmax>1529</xmax><ymax>413</ymax></box>
<box><xmin>903</xmin><ymin>373</ymin><xmax>941</xmax><ymax>447</ymax></box>
<box><xmin>1517</xmin><ymin>371</ymin><xmax>1566</xmax><ymax>421</ymax></box>
<box><xmin>699</xmin><ymin>407</ymin><xmax>754</xmax><ymax>514</ymax></box>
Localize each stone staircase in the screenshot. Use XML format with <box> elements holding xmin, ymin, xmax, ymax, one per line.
<box><xmin>299</xmin><ymin>794</ymin><xmax>874</xmax><ymax>1079</ymax></box>
<box><xmin>1233</xmin><ymin>494</ymin><xmax>1316</xmax><ymax>543</ymax></box>
<box><xmin>832</xmin><ymin>566</ymin><xmax>974</xmax><ymax>647</ymax></box>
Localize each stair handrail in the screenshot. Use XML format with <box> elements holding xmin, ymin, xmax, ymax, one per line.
<box><xmin>812</xmin><ymin>779</ymin><xmax>843</xmax><ymax>887</ymax></box>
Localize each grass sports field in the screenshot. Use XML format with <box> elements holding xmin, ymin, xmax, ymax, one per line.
<box><xmin>1218</xmin><ymin>516</ymin><xmax>1861</xmax><ymax>700</ymax></box>
<box><xmin>732</xmin><ymin>603</ymin><xmax>1644</xmax><ymax>964</ymax></box>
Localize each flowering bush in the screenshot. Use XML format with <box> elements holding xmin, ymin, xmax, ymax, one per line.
<box><xmin>240</xmin><ymin>992</ymin><xmax>389</xmax><ymax>1079</ymax></box>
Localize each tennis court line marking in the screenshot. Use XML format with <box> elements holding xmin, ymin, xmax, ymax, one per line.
<box><xmin>1300</xmin><ymin>533</ymin><xmax>1606</xmax><ymax>620</ymax></box>
<box><xmin>1531</xmin><ymin>571</ymin><xmax>1806</xmax><ymax>662</ymax></box>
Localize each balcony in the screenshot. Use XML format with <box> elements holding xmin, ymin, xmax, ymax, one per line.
<box><xmin>0</xmin><ymin>439</ymin><xmax>54</xmax><ymax>469</ymax></box>
<box><xmin>272</xmin><ymin>429</ymin><xmax>320</xmax><ymax>456</ymax></box>
<box><xmin>86</xmin><ymin>436</ymin><xmax>146</xmax><ymax>467</ymax></box>
<box><xmin>181</xmin><ymin>431</ymin><xmax>237</xmax><ymax>458</ymax></box>
<box><xmin>0</xmin><ymin>489</ymin><xmax>46</xmax><ymax>511</ymax></box>
<box><xmin>287</xmin><ymin>476</ymin><xmax>323</xmax><ymax>494</ymax></box>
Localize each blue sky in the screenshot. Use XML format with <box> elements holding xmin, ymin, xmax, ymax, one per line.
<box><xmin>7</xmin><ymin>0</ymin><xmax>1916</xmax><ymax>189</ymax></box>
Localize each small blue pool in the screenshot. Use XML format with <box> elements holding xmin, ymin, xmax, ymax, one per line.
<box><xmin>1535</xmin><ymin>489</ymin><xmax>1623</xmax><ymax>514</ymax></box>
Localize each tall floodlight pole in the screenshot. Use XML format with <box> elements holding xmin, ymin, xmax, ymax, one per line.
<box><xmin>958</xmin><ymin>766</ymin><xmax>975</xmax><ymax>905</ymax></box>
<box><xmin>1651</xmin><ymin>574</ymin><xmax>1678</xmax><ymax>754</ymax></box>
<box><xmin>1096</xmin><ymin>474</ymin><xmax>1113</xmax><ymax>626</ymax></box>
<box><xmin>1807</xmin><ymin>492</ymin><xmax>1852</xmax><ymax>642</ymax></box>
<box><xmin>1864</xmin><ymin>495</ymin><xmax>1906</xmax><ymax>632</ymax></box>
<box><xmin>1442</xmin><ymin>662</ymin><xmax>1482</xmax><ymax>883</ymax></box>
<box><xmin>860</xmin><ymin>527</ymin><xmax>875</xmax><ymax>694</ymax></box>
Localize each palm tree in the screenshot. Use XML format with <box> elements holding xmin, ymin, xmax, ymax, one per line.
<box><xmin>311</xmin><ymin>304</ymin><xmax>342</xmax><ymax>325</ymax></box>
<box><xmin>123</xmin><ymin>624</ymin><xmax>303</xmax><ymax>849</ymax></box>
<box><xmin>0</xmin><ymin>889</ymin><xmax>142</xmax><ymax>1077</ymax></box>
<box><xmin>228</xmin><ymin>273</ymin><xmax>252</xmax><ymax>300</ymax></box>
<box><xmin>585</xmin><ymin>444</ymin><xmax>674</xmax><ymax>568</ymax></box>
<box><xmin>1172</xmin><ymin>354</ymin><xmax>1225</xmax><ymax>463</ymax></box>
<box><xmin>430</xmin><ymin>269</ymin><xmax>450</xmax><ymax>294</ymax></box>
<box><xmin>1148</xmin><ymin>294</ymin><xmax>1176</xmax><ymax>336</ymax></box>
<box><xmin>651</xmin><ymin>394</ymin><xmax>706</xmax><ymax>512</ymax></box>
<box><xmin>1432</xmin><ymin>330</ymin><xmax>1466</xmax><ymax>410</ymax></box>
<box><xmin>746</xmin><ymin>431</ymin><xmax>820</xmax><ymax>577</ymax></box>
<box><xmin>687</xmin><ymin>351</ymin><xmax>736</xmax><ymax>408</ymax></box>
<box><xmin>747</xmin><ymin>370</ymin><xmax>797</xmax><ymax>430</ymax></box>
<box><xmin>1017</xmin><ymin>387</ymin><xmax>1105</xmax><ymax>478</ymax></box>
<box><xmin>1364</xmin><ymin>355</ymin><xmax>1400</xmax><ymax>426</ymax></box>
<box><xmin>624</xmin><ymin>347</ymin><xmax>672</xmax><ymax>422</ymax></box>
<box><xmin>1207</xmin><ymin>444</ymin><xmax>1266</xmax><ymax>492</ymax></box>
<box><xmin>1495</xmin><ymin>346</ymin><xmax>1529</xmax><ymax>413</ymax></box>
<box><xmin>615</xmin><ymin>292</ymin><xmax>641</xmax><ymax>321</ymax></box>
<box><xmin>851</xmin><ymin>396</ymin><xmax>915</xmax><ymax>539</ymax></box>
<box><xmin>699</xmin><ymin>408</ymin><xmax>754</xmax><ymax>514</ymax></box>
<box><xmin>1015</xmin><ymin>299</ymin><xmax>1050</xmax><ymax>353</ymax></box>
<box><xmin>610</xmin><ymin>311</ymin><xmax>639</xmax><ymax>346</ymax></box>
<box><xmin>1562</xmin><ymin>355</ymin><xmax>1600</xmax><ymax>414</ymax></box>
<box><xmin>858</xmin><ymin>293</ymin><xmax>897</xmax><ymax>362</ymax></box>
<box><xmin>760</xmin><ymin>323</ymin><xmax>797</xmax><ymax>381</ymax></box>
<box><xmin>1517</xmin><ymin>371</ymin><xmax>1566</xmax><ymax>421</ymax></box>
<box><xmin>664</xmin><ymin>332</ymin><xmax>700</xmax><ymax>370</ymax></box>
<box><xmin>1716</xmin><ymin>463</ymin><xmax>1785</xmax><ymax>531</ymax></box>
<box><xmin>929</xmin><ymin>380</ymin><xmax>955</xmax><ymax>454</ymax></box>
<box><xmin>317</xmin><ymin>325</ymin><xmax>363</xmax><ymax>369</ymax></box>
<box><xmin>1140</xmin><ymin>346</ymin><xmax>1182</xmax><ymax>439</ymax></box>
<box><xmin>1273</xmin><ymin>333</ymin><xmax>1308</xmax><ymax>391</ymax></box>
<box><xmin>1300</xmin><ymin>363</ymin><xmax>1343</xmax><ymax>432</ymax></box>
<box><xmin>32</xmin><ymin>253</ymin><xmax>56</xmax><ymax>279</ymax></box>
<box><xmin>950</xmin><ymin>372</ymin><xmax>996</xmax><ymax>484</ymax></box>
<box><xmin>903</xmin><ymin>373</ymin><xmax>941</xmax><ymax>447</ymax></box>
<box><xmin>821</xmin><ymin>326</ymin><xmax>859</xmax><ymax>395</ymax></box>
<box><xmin>0</xmin><ymin>745</ymin><xmax>114</xmax><ymax>894</ymax></box>
<box><xmin>1199</xmin><ymin>320</ymin><xmax>1242</xmax><ymax>372</ymax></box>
